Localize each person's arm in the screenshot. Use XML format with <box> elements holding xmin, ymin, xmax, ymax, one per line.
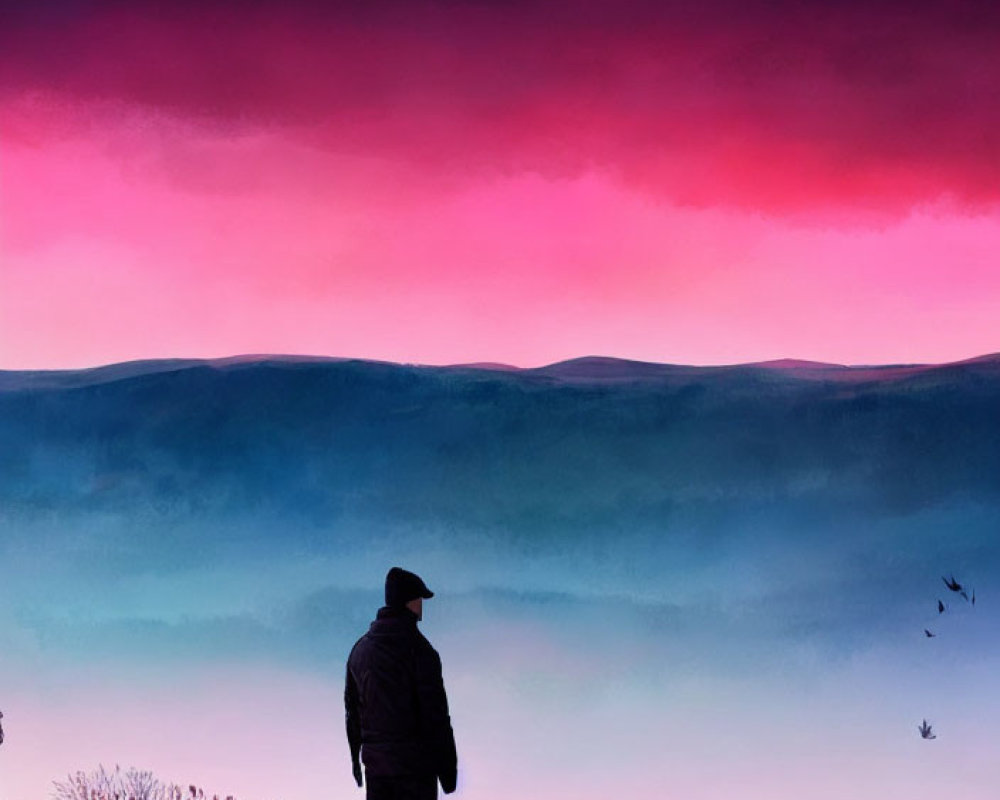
<box><xmin>344</xmin><ymin>663</ymin><xmax>363</xmax><ymax>787</ymax></box>
<box><xmin>414</xmin><ymin>644</ymin><xmax>458</xmax><ymax>794</ymax></box>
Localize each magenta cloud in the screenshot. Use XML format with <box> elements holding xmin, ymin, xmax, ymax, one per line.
<box><xmin>4</xmin><ymin>0</ymin><xmax>1000</xmax><ymax>212</ymax></box>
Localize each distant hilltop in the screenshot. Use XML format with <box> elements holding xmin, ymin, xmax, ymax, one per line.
<box><xmin>2</xmin><ymin>346</ymin><xmax>999</xmax><ymax>539</ymax></box>
<box><xmin>1</xmin><ymin>351</ymin><xmax>999</xmax><ymax>391</ymax></box>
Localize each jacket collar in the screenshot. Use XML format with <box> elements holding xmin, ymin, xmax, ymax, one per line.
<box><xmin>376</xmin><ymin>605</ymin><xmax>418</xmax><ymax>621</ymax></box>
<box><xmin>370</xmin><ymin>605</ymin><xmax>419</xmax><ymax>633</ymax></box>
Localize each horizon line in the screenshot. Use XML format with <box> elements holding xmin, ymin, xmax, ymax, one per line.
<box><xmin>3</xmin><ymin>350</ymin><xmax>1000</xmax><ymax>374</ymax></box>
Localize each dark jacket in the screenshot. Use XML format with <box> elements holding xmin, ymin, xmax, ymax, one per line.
<box><xmin>345</xmin><ymin>606</ymin><xmax>458</xmax><ymax>792</ymax></box>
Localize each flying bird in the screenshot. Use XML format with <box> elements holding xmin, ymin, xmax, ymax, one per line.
<box><xmin>937</xmin><ymin>599</ymin><xmax>945</xmax><ymax>614</ymax></box>
<box><xmin>924</xmin><ymin>629</ymin><xmax>936</xmax><ymax>637</ymax></box>
<box><xmin>942</xmin><ymin>575</ymin><xmax>963</xmax><ymax>593</ymax></box>
<box><xmin>972</xmin><ymin>589</ymin><xmax>976</xmax><ymax>606</ymax></box>
<box><xmin>0</xmin><ymin>709</ymin><xmax>4</xmax><ymax>746</ymax></box>
<box><xmin>918</xmin><ymin>719</ymin><xmax>936</xmax><ymax>740</ymax></box>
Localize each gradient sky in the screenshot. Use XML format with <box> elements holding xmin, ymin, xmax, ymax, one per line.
<box><xmin>3</xmin><ymin>1</ymin><xmax>1000</xmax><ymax>368</ymax></box>
<box><xmin>4</xmin><ymin>7</ymin><xmax>1000</xmax><ymax>796</ymax></box>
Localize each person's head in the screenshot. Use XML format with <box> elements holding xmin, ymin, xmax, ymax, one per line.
<box><xmin>385</xmin><ymin>567</ymin><xmax>434</xmax><ymax>620</ymax></box>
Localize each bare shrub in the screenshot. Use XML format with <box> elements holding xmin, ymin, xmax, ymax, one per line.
<box><xmin>51</xmin><ymin>764</ymin><xmax>240</xmax><ymax>800</ymax></box>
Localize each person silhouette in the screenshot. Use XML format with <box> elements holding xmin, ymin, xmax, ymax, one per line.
<box><xmin>345</xmin><ymin>568</ymin><xmax>458</xmax><ymax>798</ymax></box>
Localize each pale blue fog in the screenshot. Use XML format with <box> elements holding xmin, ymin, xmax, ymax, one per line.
<box><xmin>1</xmin><ymin>356</ymin><xmax>999</xmax><ymax>799</ymax></box>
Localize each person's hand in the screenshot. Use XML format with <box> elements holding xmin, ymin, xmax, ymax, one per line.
<box><xmin>440</xmin><ymin>770</ymin><xmax>457</xmax><ymax>794</ymax></box>
<box><xmin>352</xmin><ymin>761</ymin><xmax>363</xmax><ymax>787</ymax></box>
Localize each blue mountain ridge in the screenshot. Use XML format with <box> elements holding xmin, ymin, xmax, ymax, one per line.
<box><xmin>3</xmin><ymin>354</ymin><xmax>999</xmax><ymax>673</ymax></box>
<box><xmin>2</xmin><ymin>352</ymin><xmax>999</xmax><ymax>542</ymax></box>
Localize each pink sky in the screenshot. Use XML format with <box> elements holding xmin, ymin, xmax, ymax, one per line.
<box><xmin>2</xmin><ymin>0</ymin><xmax>999</xmax><ymax>369</ymax></box>
<box><xmin>4</xmin><ymin>641</ymin><xmax>999</xmax><ymax>800</ymax></box>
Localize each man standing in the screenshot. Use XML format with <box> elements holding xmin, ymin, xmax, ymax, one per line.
<box><xmin>345</xmin><ymin>567</ymin><xmax>458</xmax><ymax>798</ymax></box>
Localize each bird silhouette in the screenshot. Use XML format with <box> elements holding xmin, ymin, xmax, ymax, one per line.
<box><xmin>942</xmin><ymin>575</ymin><xmax>963</xmax><ymax>593</ymax></box>
<box><xmin>918</xmin><ymin>719</ymin><xmax>936</xmax><ymax>739</ymax></box>
<box><xmin>924</xmin><ymin>629</ymin><xmax>936</xmax><ymax>637</ymax></box>
<box><xmin>972</xmin><ymin>589</ymin><xmax>976</xmax><ymax>606</ymax></box>
<box><xmin>937</xmin><ymin>599</ymin><xmax>945</xmax><ymax>614</ymax></box>
<box><xmin>0</xmin><ymin>709</ymin><xmax>4</xmax><ymax>746</ymax></box>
